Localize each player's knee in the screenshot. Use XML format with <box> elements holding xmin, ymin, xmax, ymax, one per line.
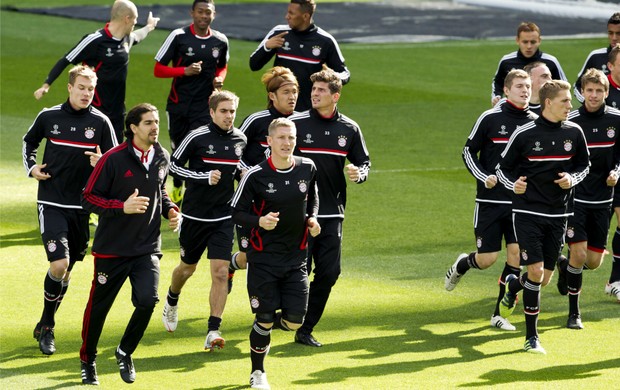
<box><xmin>586</xmin><ymin>253</ymin><xmax>604</xmax><ymax>270</ymax></box>
<box><xmin>176</xmin><ymin>261</ymin><xmax>197</xmax><ymax>279</ymax></box>
<box><xmin>476</xmin><ymin>252</ymin><xmax>498</xmax><ymax>269</ymax></box>
<box><xmin>256</xmin><ymin>311</ymin><xmax>275</xmax><ymax>327</ymax></box>
<box><xmin>282</xmin><ymin>312</ymin><xmax>304</xmax><ymax>330</ymax></box>
<box><xmin>49</xmin><ymin>258</ymin><xmax>69</xmax><ymax>279</ymax></box>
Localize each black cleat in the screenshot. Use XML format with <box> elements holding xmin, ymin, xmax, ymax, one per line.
<box><xmin>39</xmin><ymin>326</ymin><xmax>56</xmax><ymax>355</ymax></box>
<box><xmin>295</xmin><ymin>331</ymin><xmax>322</xmax><ymax>347</ymax></box>
<box><xmin>81</xmin><ymin>361</ymin><xmax>99</xmax><ymax>385</ymax></box>
<box><xmin>115</xmin><ymin>349</ymin><xmax>136</xmax><ymax>383</ymax></box>
<box><xmin>556</xmin><ymin>255</ymin><xmax>568</xmax><ymax>296</ymax></box>
<box><xmin>567</xmin><ymin>314</ymin><xmax>584</xmax><ymax>330</ymax></box>
<box><xmin>33</xmin><ymin>322</ymin><xmax>42</xmax><ymax>341</ymax></box>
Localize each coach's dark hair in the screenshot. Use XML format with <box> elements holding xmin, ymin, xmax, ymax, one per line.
<box><xmin>125</xmin><ymin>103</ymin><xmax>158</xmax><ymax>139</ymax></box>
<box><xmin>291</xmin><ymin>0</ymin><xmax>316</xmax><ymax>17</ymax></box>
<box><xmin>608</xmin><ymin>12</ymin><xmax>620</xmax><ymax>26</ymax></box>
<box><xmin>539</xmin><ymin>80</ymin><xmax>570</xmax><ymax>113</ymax></box>
<box><xmin>192</xmin><ymin>0</ymin><xmax>213</xmax><ymax>10</ymax></box>
<box><xmin>310</xmin><ymin>65</ymin><xmax>342</xmax><ymax>94</ymax></box>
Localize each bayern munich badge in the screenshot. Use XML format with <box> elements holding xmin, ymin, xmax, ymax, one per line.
<box><xmin>608</xmin><ymin>127</ymin><xmax>616</xmax><ymax>138</ymax></box>
<box><xmin>241</xmin><ymin>237</ymin><xmax>249</xmax><ymax>249</ymax></box>
<box><xmin>566</xmin><ymin>227</ymin><xmax>574</xmax><ymax>238</ymax></box>
<box><xmin>97</xmin><ymin>272</ymin><xmax>108</xmax><ymax>285</ymax></box>
<box><xmin>298</xmin><ymin>181</ymin><xmax>307</xmax><ymax>193</ymax></box>
<box><xmin>85</xmin><ymin>127</ymin><xmax>95</xmax><ymax>139</ymax></box>
<box><xmin>563</xmin><ymin>140</ymin><xmax>573</xmax><ymax>152</ymax></box>
<box><xmin>312</xmin><ymin>46</ymin><xmax>321</xmax><ymax>56</ymax></box>
<box><xmin>212</xmin><ymin>48</ymin><xmax>220</xmax><ymax>58</ymax></box>
<box><xmin>522</xmin><ymin>250</ymin><xmax>528</xmax><ymax>261</ymax></box>
<box><xmin>250</xmin><ymin>296</ymin><xmax>260</xmax><ymax>309</ymax></box>
<box><xmin>338</xmin><ymin>135</ymin><xmax>347</xmax><ymax>148</ymax></box>
<box><xmin>47</xmin><ymin>240</ymin><xmax>57</xmax><ymax>253</ymax></box>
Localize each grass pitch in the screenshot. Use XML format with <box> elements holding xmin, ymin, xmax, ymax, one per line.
<box><xmin>1</xmin><ymin>1</ymin><xmax>619</xmax><ymax>389</ymax></box>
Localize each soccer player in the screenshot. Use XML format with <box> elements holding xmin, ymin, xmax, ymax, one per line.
<box><xmin>496</xmin><ymin>80</ymin><xmax>590</xmax><ymax>354</ymax></box>
<box><xmin>154</xmin><ymin>0</ymin><xmax>229</xmax><ymax>204</ymax></box>
<box><xmin>80</xmin><ymin>103</ymin><xmax>180</xmax><ymax>385</ymax></box>
<box><xmin>523</xmin><ymin>61</ymin><xmax>552</xmax><ymax>115</ymax></box>
<box><xmin>573</xmin><ymin>12</ymin><xmax>620</xmax><ymax>103</ymax></box>
<box><xmin>23</xmin><ymin>65</ymin><xmax>117</xmax><ymax>356</ymax></box>
<box><xmin>34</xmin><ymin>0</ymin><xmax>160</xmax><ymax>142</ymax></box>
<box><xmin>445</xmin><ymin>69</ymin><xmax>537</xmax><ymax>331</ymax></box>
<box><xmin>249</xmin><ymin>0</ymin><xmax>350</xmax><ymax>111</ymax></box>
<box><xmin>291</xmin><ymin>67</ymin><xmax>370</xmax><ymax>347</ymax></box>
<box><xmin>491</xmin><ymin>22</ymin><xmax>567</xmax><ymax>106</ymax></box>
<box><xmin>555</xmin><ymin>69</ymin><xmax>620</xmax><ymax>328</ymax></box>
<box><xmin>231</xmin><ymin>117</ymin><xmax>320</xmax><ymax>390</ymax></box>
<box><xmin>161</xmin><ymin>91</ymin><xmax>247</xmax><ymax>351</ymax></box>
<box><xmin>228</xmin><ymin>66</ymin><xmax>300</xmax><ymax>293</ymax></box>
<box><xmin>605</xmin><ymin>46</ymin><xmax>620</xmax><ymax>302</ymax></box>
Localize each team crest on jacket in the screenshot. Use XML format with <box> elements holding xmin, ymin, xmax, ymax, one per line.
<box><xmin>312</xmin><ymin>46</ymin><xmax>322</xmax><ymax>56</ymax></box>
<box><xmin>266</xmin><ymin>183</ymin><xmax>277</xmax><ymax>194</ymax></box>
<box><xmin>303</xmin><ymin>134</ymin><xmax>314</xmax><ymax>144</ymax></box>
<box><xmin>498</xmin><ymin>125</ymin><xmax>508</xmax><ymax>136</ymax></box>
<box><xmin>234</xmin><ymin>143</ymin><xmax>244</xmax><ymax>157</ymax></box>
<box><xmin>85</xmin><ymin>127</ymin><xmax>95</xmax><ymax>139</ymax></box>
<box><xmin>337</xmin><ymin>135</ymin><xmax>347</xmax><ymax>148</ymax></box>
<box><xmin>608</xmin><ymin>127</ymin><xmax>616</xmax><ymax>138</ymax></box>
<box><xmin>51</xmin><ymin>124</ymin><xmax>61</xmax><ymax>135</ymax></box>
<box><xmin>212</xmin><ymin>47</ymin><xmax>220</xmax><ymax>58</ymax></box>
<box><xmin>240</xmin><ymin>236</ymin><xmax>249</xmax><ymax>249</ymax></box>
<box><xmin>532</xmin><ymin>141</ymin><xmax>543</xmax><ymax>152</ymax></box>
<box><xmin>47</xmin><ymin>240</ymin><xmax>57</xmax><ymax>253</ymax></box>
<box><xmin>185</xmin><ymin>47</ymin><xmax>195</xmax><ymax>57</ymax></box>
<box><xmin>563</xmin><ymin>140</ymin><xmax>573</xmax><ymax>152</ymax></box>
<box><xmin>566</xmin><ymin>226</ymin><xmax>575</xmax><ymax>239</ymax></box>
<box><xmin>97</xmin><ymin>272</ymin><xmax>108</xmax><ymax>285</ymax></box>
<box><xmin>106</xmin><ymin>48</ymin><xmax>114</xmax><ymax>57</ymax></box>
<box><xmin>298</xmin><ymin>180</ymin><xmax>308</xmax><ymax>193</ymax></box>
<box><xmin>250</xmin><ymin>296</ymin><xmax>260</xmax><ymax>309</ymax></box>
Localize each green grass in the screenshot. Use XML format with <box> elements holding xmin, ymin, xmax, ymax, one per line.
<box><xmin>1</xmin><ymin>2</ymin><xmax>620</xmax><ymax>389</ymax></box>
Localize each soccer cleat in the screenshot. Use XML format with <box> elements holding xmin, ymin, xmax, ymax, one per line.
<box><xmin>499</xmin><ymin>274</ymin><xmax>519</xmax><ymax>318</ymax></box>
<box><xmin>566</xmin><ymin>314</ymin><xmax>584</xmax><ymax>330</ymax></box>
<box><xmin>81</xmin><ymin>361</ymin><xmax>99</xmax><ymax>385</ymax></box>
<box><xmin>556</xmin><ymin>255</ymin><xmax>568</xmax><ymax>295</ymax></box>
<box><xmin>162</xmin><ymin>301</ymin><xmax>178</xmax><ymax>332</ymax></box>
<box><xmin>524</xmin><ymin>336</ymin><xmax>546</xmax><ymax>354</ymax></box>
<box><xmin>227</xmin><ymin>269</ymin><xmax>235</xmax><ymax>294</ymax></box>
<box><xmin>204</xmin><ymin>330</ymin><xmax>225</xmax><ymax>351</ymax></box>
<box><xmin>170</xmin><ymin>184</ymin><xmax>185</xmax><ymax>205</ymax></box>
<box><xmin>490</xmin><ymin>315</ymin><xmax>516</xmax><ymax>331</ymax></box>
<box><xmin>605</xmin><ymin>281</ymin><xmax>620</xmax><ymax>303</ymax></box>
<box><xmin>39</xmin><ymin>326</ymin><xmax>56</xmax><ymax>355</ymax></box>
<box><xmin>115</xmin><ymin>348</ymin><xmax>136</xmax><ymax>383</ymax></box>
<box><xmin>250</xmin><ymin>370</ymin><xmax>270</xmax><ymax>389</ymax></box>
<box><xmin>445</xmin><ymin>253</ymin><xmax>467</xmax><ymax>291</ymax></box>
<box><xmin>33</xmin><ymin>322</ymin><xmax>42</xmax><ymax>341</ymax></box>
<box><xmin>89</xmin><ymin>213</ymin><xmax>99</xmax><ymax>227</ymax></box>
<box><xmin>294</xmin><ymin>331</ymin><xmax>322</xmax><ymax>347</ymax></box>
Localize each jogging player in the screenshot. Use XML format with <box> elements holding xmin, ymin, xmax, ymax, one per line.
<box><xmin>496</xmin><ymin>80</ymin><xmax>590</xmax><ymax>354</ymax></box>
<box><xmin>24</xmin><ymin>65</ymin><xmax>117</xmax><ymax>356</ymax></box>
<box><xmin>232</xmin><ymin>117</ymin><xmax>320</xmax><ymax>390</ymax></box>
<box><xmin>154</xmin><ymin>0</ymin><xmax>229</xmax><ymax>204</ymax></box>
<box><xmin>445</xmin><ymin>69</ymin><xmax>537</xmax><ymax>332</ymax></box>
<box><xmin>162</xmin><ymin>91</ymin><xmax>247</xmax><ymax>351</ymax></box>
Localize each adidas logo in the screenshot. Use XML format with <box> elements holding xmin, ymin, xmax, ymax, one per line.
<box><xmin>124</xmin><ymin>170</ymin><xmax>133</xmax><ymax>178</ymax></box>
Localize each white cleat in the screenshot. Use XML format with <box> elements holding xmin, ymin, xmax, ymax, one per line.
<box><xmin>491</xmin><ymin>315</ymin><xmax>516</xmax><ymax>331</ymax></box>
<box><xmin>250</xmin><ymin>370</ymin><xmax>270</xmax><ymax>389</ymax></box>
<box><xmin>605</xmin><ymin>281</ymin><xmax>620</xmax><ymax>303</ymax></box>
<box><xmin>162</xmin><ymin>301</ymin><xmax>178</xmax><ymax>332</ymax></box>
<box><xmin>204</xmin><ymin>330</ymin><xmax>225</xmax><ymax>351</ymax></box>
<box><xmin>445</xmin><ymin>253</ymin><xmax>467</xmax><ymax>291</ymax></box>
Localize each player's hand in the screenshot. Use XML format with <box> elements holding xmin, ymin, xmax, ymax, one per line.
<box><xmin>346</xmin><ymin>164</ymin><xmax>360</xmax><ymax>182</ymax></box>
<box><xmin>607</xmin><ymin>171</ymin><xmax>619</xmax><ymax>187</ymax></box>
<box><xmin>554</xmin><ymin>172</ymin><xmax>572</xmax><ymax>189</ymax></box>
<box><xmin>307</xmin><ymin>217</ymin><xmax>321</xmax><ymax>237</ymax></box>
<box><xmin>34</xmin><ymin>84</ymin><xmax>50</xmax><ymax>100</ymax></box>
<box><xmin>31</xmin><ymin>164</ymin><xmax>52</xmax><ymax>181</ymax></box>
<box><xmin>491</xmin><ymin>96</ymin><xmax>501</xmax><ymax>106</ymax></box>
<box><xmin>185</xmin><ymin>61</ymin><xmax>202</xmax><ymax>76</ymax></box>
<box><xmin>259</xmin><ymin>212</ymin><xmax>279</xmax><ymax>231</ymax></box>
<box><xmin>209</xmin><ymin>169</ymin><xmax>222</xmax><ymax>185</ymax></box>
<box><xmin>213</xmin><ymin>76</ymin><xmax>224</xmax><ymax>90</ymax></box>
<box><xmin>485</xmin><ymin>175</ymin><xmax>497</xmax><ymax>189</ymax></box>
<box><xmin>239</xmin><ymin>167</ymin><xmax>248</xmax><ymax>179</ymax></box>
<box><xmin>84</xmin><ymin>145</ymin><xmax>102</xmax><ymax>167</ymax></box>
<box><xmin>123</xmin><ymin>188</ymin><xmax>150</xmax><ymax>214</ymax></box>
<box><xmin>265</xmin><ymin>32</ymin><xmax>287</xmax><ymax>49</ymax></box>
<box><xmin>168</xmin><ymin>208</ymin><xmax>181</xmax><ymax>232</ymax></box>
<box><xmin>514</xmin><ymin>176</ymin><xmax>527</xmax><ymax>194</ymax></box>
<box><xmin>147</xmin><ymin>11</ymin><xmax>160</xmax><ymax>30</ymax></box>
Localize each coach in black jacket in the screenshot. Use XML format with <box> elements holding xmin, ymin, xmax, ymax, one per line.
<box><xmin>79</xmin><ymin>103</ymin><xmax>180</xmax><ymax>385</ymax></box>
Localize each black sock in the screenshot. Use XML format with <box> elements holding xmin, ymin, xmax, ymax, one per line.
<box><xmin>507</xmin><ymin>272</ymin><xmax>526</xmax><ymax>295</ymax></box>
<box><xmin>567</xmin><ymin>264</ymin><xmax>583</xmax><ymax>315</ymax></box>
<box><xmin>250</xmin><ymin>321</ymin><xmax>271</xmax><ymax>372</ymax></box>
<box><xmin>611</xmin><ymin>227</ymin><xmax>620</xmax><ymax>282</ymax></box>
<box><xmin>208</xmin><ymin>316</ymin><xmax>222</xmax><ymax>332</ymax></box>
<box><xmin>167</xmin><ymin>287</ymin><xmax>180</xmax><ymax>306</ymax></box>
<box><xmin>456</xmin><ymin>252</ymin><xmax>477</xmax><ymax>275</ymax></box>
<box><xmin>42</xmin><ymin>269</ymin><xmax>63</xmax><ymax>327</ymax></box>
<box><xmin>54</xmin><ymin>280</ymin><xmax>69</xmax><ymax>314</ymax></box>
<box><xmin>494</xmin><ymin>263</ymin><xmax>520</xmax><ymax>317</ymax></box>
<box><xmin>523</xmin><ymin>277</ymin><xmax>541</xmax><ymax>340</ymax></box>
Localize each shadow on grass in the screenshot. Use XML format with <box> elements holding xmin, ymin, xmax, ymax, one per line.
<box><xmin>0</xmin><ymin>228</ymin><xmax>40</xmax><ymax>247</ymax></box>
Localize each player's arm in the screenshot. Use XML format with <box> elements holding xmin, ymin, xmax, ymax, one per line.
<box><xmin>131</xmin><ymin>11</ymin><xmax>159</xmax><ymax>44</ymax></box>
<box><xmin>231</xmin><ymin>172</ymin><xmax>261</xmax><ymax>228</ymax></box>
<box><xmin>346</xmin><ymin>128</ymin><xmax>371</xmax><ymax>184</ymax></box>
<box><xmin>81</xmin><ymin>154</ymin><xmax>126</xmax><ymax>217</ymax></box>
<box><xmin>326</xmin><ymin>39</ymin><xmax>351</xmax><ymax>85</ymax></box>
<box><xmin>249</xmin><ymin>28</ymin><xmax>283</xmax><ymax>71</ymax></box>
<box><xmin>491</xmin><ymin>60</ymin><xmax>505</xmax><ymax>105</ymax></box>
<box><xmin>495</xmin><ymin>136</ymin><xmax>521</xmax><ymax>193</ymax></box>
<box><xmin>34</xmin><ymin>57</ymin><xmax>71</xmax><ymax>99</ymax></box>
